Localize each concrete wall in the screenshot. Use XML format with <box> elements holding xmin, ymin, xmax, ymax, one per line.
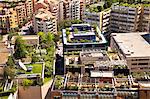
<box><xmin>18</xmin><ymin>80</ymin><xmax>53</xmax><ymax>99</ymax></box>
<box><xmin>8</xmin><ymin>91</ymin><xmax>18</xmax><ymax>99</ymax></box>
<box><xmin>41</xmin><ymin>80</ymin><xmax>53</xmax><ymax>99</ymax></box>
<box><xmin>18</xmin><ymin>86</ymin><xmax>41</xmax><ymax>99</ymax></box>
<box><xmin>139</xmin><ymin>90</ymin><xmax>150</xmax><ymax>99</ymax></box>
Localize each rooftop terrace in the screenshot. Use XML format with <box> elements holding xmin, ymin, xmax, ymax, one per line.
<box><xmin>63</xmin><ymin>24</ymin><xmax>107</xmax><ymax>45</ymax></box>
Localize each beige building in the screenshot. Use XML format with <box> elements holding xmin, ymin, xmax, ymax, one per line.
<box><xmin>111</xmin><ymin>32</ymin><xmax>150</xmax><ymax>72</ymax></box>
<box><xmin>83</xmin><ymin>2</ymin><xmax>111</xmax><ymax>36</ymax></box>
<box><xmin>110</xmin><ymin>3</ymin><xmax>150</xmax><ymax>33</ymax></box>
<box><xmin>110</xmin><ymin>3</ymin><xmax>142</xmax><ymax>33</ymax></box>
<box><xmin>33</xmin><ymin>9</ymin><xmax>57</xmax><ymax>34</ymax></box>
<box><xmin>0</xmin><ymin>7</ymin><xmax>18</xmax><ymax>34</ymax></box>
<box><xmin>35</xmin><ymin>0</ymin><xmax>63</xmax><ymax>22</ymax></box>
<box><xmin>16</xmin><ymin>0</ymin><xmax>34</xmax><ymax>25</ymax></box>
<box><xmin>0</xmin><ymin>0</ymin><xmax>34</xmax><ymax>33</ymax></box>
<box><xmin>141</xmin><ymin>5</ymin><xmax>150</xmax><ymax>32</ymax></box>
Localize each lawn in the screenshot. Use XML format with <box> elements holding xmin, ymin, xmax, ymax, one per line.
<box><xmin>26</xmin><ymin>63</ymin><xmax>43</xmax><ymax>74</ymax></box>
<box><xmin>0</xmin><ymin>96</ymin><xmax>8</xmax><ymax>99</ymax></box>
<box><xmin>17</xmin><ymin>64</ymin><xmax>43</xmax><ymax>75</ymax></box>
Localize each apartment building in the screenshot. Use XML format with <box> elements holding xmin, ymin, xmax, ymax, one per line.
<box><xmin>110</xmin><ymin>3</ymin><xmax>142</xmax><ymax>33</ymax></box>
<box><xmin>63</xmin><ymin>0</ymin><xmax>70</xmax><ymax>20</ymax></box>
<box><xmin>69</xmin><ymin>0</ymin><xmax>80</xmax><ymax>20</ymax></box>
<box><xmin>62</xmin><ymin>24</ymin><xmax>107</xmax><ymax>52</ymax></box>
<box><xmin>110</xmin><ymin>32</ymin><xmax>150</xmax><ymax>72</ymax></box>
<box><xmin>141</xmin><ymin>5</ymin><xmax>150</xmax><ymax>32</ymax></box>
<box><xmin>63</xmin><ymin>0</ymin><xmax>80</xmax><ymax>20</ymax></box>
<box><xmin>15</xmin><ymin>2</ymin><xmax>27</xmax><ymax>26</ymax></box>
<box><xmin>35</xmin><ymin>0</ymin><xmax>81</xmax><ymax>23</ymax></box>
<box><xmin>35</xmin><ymin>0</ymin><xmax>63</xmax><ymax>22</ymax></box>
<box><xmin>25</xmin><ymin>0</ymin><xmax>34</xmax><ymax>19</ymax></box>
<box><xmin>0</xmin><ymin>7</ymin><xmax>18</xmax><ymax>34</ymax></box>
<box><xmin>110</xmin><ymin>3</ymin><xmax>150</xmax><ymax>33</ymax></box>
<box><xmin>83</xmin><ymin>2</ymin><xmax>111</xmax><ymax>36</ymax></box>
<box><xmin>33</xmin><ymin>9</ymin><xmax>57</xmax><ymax>34</ymax></box>
<box><xmin>80</xmin><ymin>0</ymin><xmax>85</xmax><ymax>20</ymax></box>
<box><xmin>0</xmin><ymin>0</ymin><xmax>34</xmax><ymax>33</ymax></box>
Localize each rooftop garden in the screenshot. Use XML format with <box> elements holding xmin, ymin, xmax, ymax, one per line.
<box><xmin>119</xmin><ymin>3</ymin><xmax>141</xmax><ymax>7</ymax></box>
<box><xmin>4</xmin><ymin>31</ymin><xmax>56</xmax><ymax>86</ymax></box>
<box><xmin>65</xmin><ymin>24</ymin><xmax>103</xmax><ymax>44</ymax></box>
<box><xmin>131</xmin><ymin>72</ymin><xmax>146</xmax><ymax>80</ymax></box>
<box><xmin>86</xmin><ymin>1</ymin><xmax>112</xmax><ymax>13</ymax></box>
<box><xmin>17</xmin><ymin>63</ymin><xmax>43</xmax><ymax>75</ymax></box>
<box><xmin>54</xmin><ymin>76</ymin><xmax>64</xmax><ymax>90</ymax></box>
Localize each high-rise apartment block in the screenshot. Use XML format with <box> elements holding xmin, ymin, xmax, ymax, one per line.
<box><xmin>110</xmin><ymin>3</ymin><xmax>141</xmax><ymax>33</ymax></box>
<box><xmin>33</xmin><ymin>9</ymin><xmax>57</xmax><ymax>34</ymax></box>
<box><xmin>141</xmin><ymin>5</ymin><xmax>150</xmax><ymax>32</ymax></box>
<box><xmin>69</xmin><ymin>0</ymin><xmax>80</xmax><ymax>20</ymax></box>
<box><xmin>83</xmin><ymin>2</ymin><xmax>111</xmax><ymax>36</ymax></box>
<box><xmin>0</xmin><ymin>0</ymin><xmax>34</xmax><ymax>34</ymax></box>
<box><xmin>110</xmin><ymin>3</ymin><xmax>150</xmax><ymax>33</ymax></box>
<box><xmin>0</xmin><ymin>7</ymin><xmax>18</xmax><ymax>34</ymax></box>
<box><xmin>35</xmin><ymin>0</ymin><xmax>80</xmax><ymax>23</ymax></box>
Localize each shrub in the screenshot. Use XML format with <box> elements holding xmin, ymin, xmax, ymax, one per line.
<box><xmin>22</xmin><ymin>79</ymin><xmax>33</xmax><ymax>89</ymax></box>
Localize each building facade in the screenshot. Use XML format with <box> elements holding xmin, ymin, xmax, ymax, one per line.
<box><xmin>110</xmin><ymin>3</ymin><xmax>141</xmax><ymax>33</ymax></box>
<box><xmin>110</xmin><ymin>3</ymin><xmax>150</xmax><ymax>33</ymax></box>
<box><xmin>33</xmin><ymin>9</ymin><xmax>57</xmax><ymax>34</ymax></box>
<box><xmin>111</xmin><ymin>32</ymin><xmax>150</xmax><ymax>72</ymax></box>
<box><xmin>83</xmin><ymin>2</ymin><xmax>111</xmax><ymax>36</ymax></box>
<box><xmin>0</xmin><ymin>0</ymin><xmax>34</xmax><ymax>34</ymax></box>
<box><xmin>0</xmin><ymin>7</ymin><xmax>18</xmax><ymax>34</ymax></box>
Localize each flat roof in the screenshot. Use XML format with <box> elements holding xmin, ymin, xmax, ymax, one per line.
<box><xmin>35</xmin><ymin>9</ymin><xmax>54</xmax><ymax>20</ymax></box>
<box><xmin>63</xmin><ymin>24</ymin><xmax>107</xmax><ymax>45</ymax></box>
<box><xmin>112</xmin><ymin>32</ymin><xmax>150</xmax><ymax>57</ymax></box>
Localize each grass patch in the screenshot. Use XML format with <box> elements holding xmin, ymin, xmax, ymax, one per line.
<box><xmin>26</xmin><ymin>64</ymin><xmax>43</xmax><ymax>74</ymax></box>
<box><xmin>0</xmin><ymin>96</ymin><xmax>9</xmax><ymax>99</ymax></box>
<box><xmin>17</xmin><ymin>63</ymin><xmax>43</xmax><ymax>75</ymax></box>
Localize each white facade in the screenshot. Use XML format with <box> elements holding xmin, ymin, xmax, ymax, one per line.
<box><xmin>69</xmin><ymin>0</ymin><xmax>80</xmax><ymax>20</ymax></box>
<box><xmin>33</xmin><ymin>10</ymin><xmax>57</xmax><ymax>34</ymax></box>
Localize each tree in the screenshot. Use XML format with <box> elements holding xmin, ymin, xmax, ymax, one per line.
<box><xmin>46</xmin><ymin>32</ymin><xmax>54</xmax><ymax>44</ymax></box>
<box><xmin>44</xmin><ymin>61</ymin><xmax>53</xmax><ymax>77</ymax></box>
<box><xmin>66</xmin><ymin>31</ymin><xmax>70</xmax><ymax>37</ymax></box>
<box><xmin>38</xmin><ymin>32</ymin><xmax>46</xmax><ymax>44</ymax></box>
<box><xmin>22</xmin><ymin>79</ymin><xmax>33</xmax><ymax>88</ymax></box>
<box><xmin>6</xmin><ymin>56</ymin><xmax>15</xmax><ymax>66</ymax></box>
<box><xmin>103</xmin><ymin>1</ymin><xmax>112</xmax><ymax>9</ymax></box>
<box><xmin>4</xmin><ymin>56</ymin><xmax>16</xmax><ymax>80</ymax></box>
<box><xmin>53</xmin><ymin>34</ymin><xmax>60</xmax><ymax>43</ymax></box>
<box><xmin>97</xmin><ymin>6</ymin><xmax>102</xmax><ymax>12</ymax></box>
<box><xmin>14</xmin><ymin>36</ymin><xmax>27</xmax><ymax>59</ymax></box>
<box><xmin>31</xmin><ymin>54</ymin><xmax>39</xmax><ymax>63</ymax></box>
